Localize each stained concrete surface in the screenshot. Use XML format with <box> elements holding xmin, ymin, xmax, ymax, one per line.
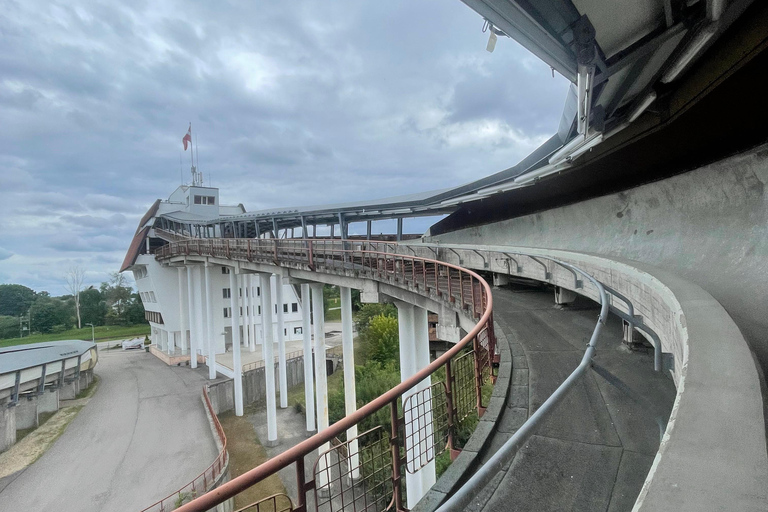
<box><xmin>471</xmin><ymin>287</ymin><xmax>676</xmax><ymax>512</ymax></box>
<box><xmin>0</xmin><ymin>348</ymin><xmax>217</xmax><ymax>512</ymax></box>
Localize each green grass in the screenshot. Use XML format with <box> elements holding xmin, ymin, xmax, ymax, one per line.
<box><xmin>0</xmin><ymin>324</ymin><xmax>150</xmax><ymax>348</ymax></box>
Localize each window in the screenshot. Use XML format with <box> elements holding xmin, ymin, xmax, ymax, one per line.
<box><xmin>240</xmin><ymin>307</ymin><xmax>243</xmax><ymax>315</ymax></box>
<box><xmin>223</xmin><ymin>288</ymin><xmax>231</xmax><ymax>299</ymax></box>
<box><xmin>294</xmin><ymin>327</ymin><xmax>302</xmax><ymax>335</ymax></box>
<box><xmin>283</xmin><ymin>304</ymin><xmax>288</xmax><ymax>313</ymax></box>
<box><xmin>258</xmin><ymin>306</ymin><xmax>262</xmax><ymax>315</ymax></box>
<box><xmin>292</xmin><ymin>303</ymin><xmax>298</xmax><ymax>313</ymax></box>
<box><xmin>274</xmin><ymin>304</ymin><xmax>277</xmax><ymax>314</ymax></box>
<box><xmin>194</xmin><ymin>195</ymin><xmax>216</xmax><ymax>205</ymax></box>
<box><xmin>221</xmin><ymin>267</ymin><xmax>230</xmax><ymax>274</ymax></box>
<box><xmin>257</xmin><ymin>287</ymin><xmax>261</xmax><ymax>296</ymax></box>
<box><xmin>239</xmin><ymin>288</ymin><xmax>242</xmax><ymax>297</ymax></box>
<box><xmin>149</xmin><ymin>291</ymin><xmax>156</xmax><ymax>302</ymax></box>
<box><xmin>223</xmin><ymin>307</ymin><xmax>232</xmax><ymax>318</ymax></box>
<box><xmin>284</xmin><ymin>329</ymin><xmax>287</xmax><ymax>336</ymax></box>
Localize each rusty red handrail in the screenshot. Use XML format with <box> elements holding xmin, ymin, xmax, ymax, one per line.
<box><xmin>154</xmin><ymin>238</ymin><xmax>494</xmax><ymax>512</ymax></box>
<box><xmin>139</xmin><ymin>386</ymin><xmax>228</xmax><ymax>512</ymax></box>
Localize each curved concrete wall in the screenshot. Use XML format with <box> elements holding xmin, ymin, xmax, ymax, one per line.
<box><xmin>429</xmin><ymin>143</ymin><xmax>768</xmax><ymax>390</ymax></box>
<box><xmin>401</xmin><ymin>242</ymin><xmax>768</xmax><ymax>510</ymax></box>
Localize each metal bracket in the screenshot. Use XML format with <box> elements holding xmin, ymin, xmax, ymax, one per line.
<box><xmin>447</xmin><ymin>248</ymin><xmax>463</xmax><ymax>265</ymax></box>
<box><xmin>472</xmin><ymin>250</ymin><xmax>489</xmax><ymax>268</ymax></box>
<box><xmin>527</xmin><ymin>256</ymin><xmax>552</xmax><ymax>280</ymax></box>
<box><xmin>551</xmin><ymin>260</ymin><xmax>583</xmax><ymax>288</ymax></box>
<box><xmin>38</xmin><ymin>363</ymin><xmax>47</xmax><ymax>395</ymax></box>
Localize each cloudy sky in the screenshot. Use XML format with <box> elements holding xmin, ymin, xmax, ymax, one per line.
<box><xmin>0</xmin><ymin>1</ymin><xmax>569</xmax><ymax>295</ymax></box>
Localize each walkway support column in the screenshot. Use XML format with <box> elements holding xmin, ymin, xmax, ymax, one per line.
<box><xmin>275</xmin><ymin>275</ymin><xmax>288</xmax><ymax>408</ymax></box>
<box><xmin>247</xmin><ymin>274</ymin><xmax>256</xmax><ymax>352</ymax></box>
<box><xmin>300</xmin><ymin>283</ymin><xmax>315</xmax><ymax>433</ymax></box>
<box><xmin>260</xmin><ymin>273</ymin><xmax>278</xmax><ymax>445</ymax></box>
<box><xmin>229</xmin><ymin>270</ymin><xmax>244</xmax><ymax>416</ymax></box>
<box><xmin>395</xmin><ymin>301</ymin><xmax>436</xmax><ymax>507</ymax></box>
<box><xmin>395</xmin><ymin>302</ymin><xmax>422</xmax><ymax>505</ymax></box>
<box><xmin>340</xmin><ymin>287</ymin><xmax>359</xmax><ymax>479</ymax></box>
<box><xmin>178</xmin><ymin>267</ymin><xmax>189</xmax><ymax>355</ymax></box>
<box><xmin>413</xmin><ymin>306</ymin><xmax>436</xmax><ymax>492</ymax></box>
<box><xmin>186</xmin><ymin>266</ymin><xmax>197</xmax><ymax>368</ymax></box>
<box><xmin>311</xmin><ymin>283</ymin><xmax>330</xmax><ymax>489</ymax></box>
<box><xmin>204</xmin><ymin>263</ymin><xmax>216</xmax><ymax>380</ymax></box>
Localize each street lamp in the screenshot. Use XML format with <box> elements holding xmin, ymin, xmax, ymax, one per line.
<box><xmin>85</xmin><ymin>323</ymin><xmax>95</xmax><ymax>343</ymax></box>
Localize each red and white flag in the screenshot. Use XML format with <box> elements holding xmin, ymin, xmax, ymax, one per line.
<box><xmin>182</xmin><ymin>123</ymin><xmax>192</xmax><ymax>150</ymax></box>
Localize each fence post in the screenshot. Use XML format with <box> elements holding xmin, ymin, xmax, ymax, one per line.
<box><xmin>473</xmin><ymin>336</ymin><xmax>486</xmax><ymax>416</ymax></box>
<box><xmin>390</xmin><ymin>399</ymin><xmax>404</xmax><ymax>512</ymax></box>
<box><xmin>444</xmin><ymin>360</ymin><xmax>459</xmax><ymax>460</ymax></box>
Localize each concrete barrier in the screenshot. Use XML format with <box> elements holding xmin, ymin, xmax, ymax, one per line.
<box><xmin>209</xmin><ymin>356</ymin><xmax>306</xmax><ymax>415</ymax></box>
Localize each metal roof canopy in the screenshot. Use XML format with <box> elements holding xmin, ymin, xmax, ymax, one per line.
<box><xmin>0</xmin><ymin>340</ymin><xmax>95</xmax><ymax>374</ymax></box>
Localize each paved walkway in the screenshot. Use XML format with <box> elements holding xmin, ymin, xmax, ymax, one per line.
<box><xmin>0</xmin><ymin>347</ymin><xmax>218</xmax><ymax>512</ymax></box>
<box><xmin>470</xmin><ymin>287</ymin><xmax>676</xmax><ymax>512</ymax></box>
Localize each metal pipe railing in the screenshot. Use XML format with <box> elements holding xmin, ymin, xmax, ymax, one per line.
<box><xmin>154</xmin><ymin>238</ymin><xmax>495</xmax><ymax>512</ymax></box>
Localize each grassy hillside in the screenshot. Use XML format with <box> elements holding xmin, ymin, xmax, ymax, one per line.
<box><xmin>0</xmin><ymin>324</ymin><xmax>150</xmax><ymax>348</ymax></box>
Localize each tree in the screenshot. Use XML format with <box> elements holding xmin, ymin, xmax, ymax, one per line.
<box><xmin>29</xmin><ymin>295</ymin><xmax>72</xmax><ymax>333</ymax></box>
<box><xmin>363</xmin><ymin>314</ymin><xmax>399</xmax><ymax>367</ymax></box>
<box><xmin>80</xmin><ymin>287</ymin><xmax>107</xmax><ymax>326</ymax></box>
<box><xmin>101</xmin><ymin>271</ymin><xmax>132</xmax><ymax>324</ymax></box>
<box><xmin>124</xmin><ymin>293</ymin><xmax>146</xmax><ymax>324</ymax></box>
<box><xmin>65</xmin><ymin>266</ymin><xmax>85</xmax><ymax>329</ymax></box>
<box><xmin>0</xmin><ymin>284</ymin><xmax>36</xmax><ymax>317</ymax></box>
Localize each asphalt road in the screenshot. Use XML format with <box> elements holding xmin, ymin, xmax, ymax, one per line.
<box><xmin>0</xmin><ymin>347</ymin><xmax>217</xmax><ymax>512</ymax></box>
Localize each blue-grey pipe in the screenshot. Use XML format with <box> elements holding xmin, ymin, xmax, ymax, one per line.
<box><xmin>437</xmin><ymin>260</ymin><xmax>608</xmax><ymax>512</ymax></box>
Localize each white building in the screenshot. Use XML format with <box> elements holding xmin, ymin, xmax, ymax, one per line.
<box><xmin>121</xmin><ymin>184</ymin><xmax>304</xmax><ymax>361</ymax></box>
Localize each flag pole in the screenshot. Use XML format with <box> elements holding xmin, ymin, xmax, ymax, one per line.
<box><xmin>195</xmin><ymin>132</ymin><xmax>200</xmax><ymax>185</ymax></box>
<box><xmin>180</xmin><ymin>153</ymin><xmax>183</xmax><ymax>185</ymax></box>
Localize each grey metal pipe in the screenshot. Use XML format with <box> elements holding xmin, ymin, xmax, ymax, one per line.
<box><xmin>608</xmin><ymin>305</ymin><xmax>662</xmax><ymax>372</ymax></box>
<box><xmin>438</xmin><ymin>262</ymin><xmax>608</xmax><ymax>512</ymax></box>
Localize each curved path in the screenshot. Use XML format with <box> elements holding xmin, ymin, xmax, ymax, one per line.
<box><xmin>468</xmin><ymin>287</ymin><xmax>676</xmax><ymax>512</ymax></box>
<box><xmin>0</xmin><ymin>347</ymin><xmax>217</xmax><ymax>512</ymax></box>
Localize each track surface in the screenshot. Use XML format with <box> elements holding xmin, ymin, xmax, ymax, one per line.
<box><xmin>473</xmin><ymin>287</ymin><xmax>676</xmax><ymax>512</ymax></box>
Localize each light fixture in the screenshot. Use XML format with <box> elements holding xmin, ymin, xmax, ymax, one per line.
<box><xmin>548</xmin><ymin>131</ymin><xmax>603</xmax><ymax>165</ymax></box>
<box><xmin>628</xmin><ymin>91</ymin><xmax>657</xmax><ymax>122</ymax></box>
<box><xmin>513</xmin><ymin>161</ymin><xmax>573</xmax><ymax>185</ymax></box>
<box><xmin>661</xmin><ymin>24</ymin><xmax>717</xmax><ymax>83</ymax></box>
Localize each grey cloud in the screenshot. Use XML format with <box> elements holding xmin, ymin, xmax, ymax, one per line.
<box><xmin>1</xmin><ymin>1</ymin><xmax>570</xmax><ymax>293</ymax></box>
<box><xmin>0</xmin><ymin>247</ymin><xmax>13</xmax><ymax>261</ymax></box>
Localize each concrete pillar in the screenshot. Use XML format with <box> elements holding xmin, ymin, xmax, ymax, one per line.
<box><xmin>229</xmin><ymin>271</ymin><xmax>244</xmax><ymax>416</ymax></box>
<box><xmin>179</xmin><ymin>268</ymin><xmax>189</xmax><ymax>354</ymax></box>
<box><xmin>204</xmin><ymin>263</ymin><xmax>216</xmax><ymax>379</ymax></box>
<box><xmin>260</xmin><ymin>274</ymin><xmax>278</xmax><ymax>445</ymax></box>
<box><xmin>311</xmin><ymin>283</ymin><xmax>330</xmax><ymax>487</ymax></box>
<box><xmin>413</xmin><ymin>307</ymin><xmax>436</xmax><ymax>493</ymax></box>
<box><xmin>16</xmin><ymin>396</ymin><xmax>38</xmax><ymax>429</ymax></box>
<box><xmin>300</xmin><ymin>283</ymin><xmax>316</xmax><ymax>433</ymax></box>
<box><xmin>0</xmin><ymin>404</ymin><xmax>16</xmax><ymax>453</ymax></box>
<box><xmin>245</xmin><ymin>274</ymin><xmax>254</xmax><ymax>352</ymax></box>
<box><xmin>395</xmin><ymin>302</ymin><xmax>436</xmax><ymax>506</ymax></box>
<box><xmin>340</xmin><ymin>287</ymin><xmax>359</xmax><ymax>479</ymax></box>
<box><xmin>38</xmin><ymin>389</ymin><xmax>59</xmax><ymax>414</ymax></box>
<box><xmin>275</xmin><ymin>276</ymin><xmax>288</xmax><ymax>408</ymax></box>
<box><xmin>554</xmin><ymin>286</ymin><xmax>577</xmax><ymax>305</ymax></box>
<box><xmin>395</xmin><ymin>302</ymin><xmax>422</xmax><ymax>504</ymax></box>
<box><xmin>186</xmin><ymin>266</ymin><xmax>197</xmax><ymax>368</ymax></box>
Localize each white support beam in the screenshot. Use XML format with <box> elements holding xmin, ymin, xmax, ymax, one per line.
<box><xmin>204</xmin><ymin>263</ymin><xmax>216</xmax><ymax>379</ymax></box>
<box><xmin>186</xmin><ymin>266</ymin><xmax>197</xmax><ymax>368</ymax></box>
<box><xmin>311</xmin><ymin>283</ymin><xmax>330</xmax><ymax>487</ymax></box>
<box><xmin>229</xmin><ymin>271</ymin><xmax>244</xmax><ymax>416</ymax></box>
<box><xmin>340</xmin><ymin>287</ymin><xmax>359</xmax><ymax>479</ymax></box>
<box><xmin>275</xmin><ymin>275</ymin><xmax>288</xmax><ymax>408</ymax></box>
<box><xmin>300</xmin><ymin>284</ymin><xmax>316</xmax><ymax>433</ymax></box>
<box><xmin>413</xmin><ymin>306</ymin><xmax>436</xmax><ymax>492</ymax></box>
<box><xmin>260</xmin><ymin>273</ymin><xmax>278</xmax><ymax>445</ymax></box>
